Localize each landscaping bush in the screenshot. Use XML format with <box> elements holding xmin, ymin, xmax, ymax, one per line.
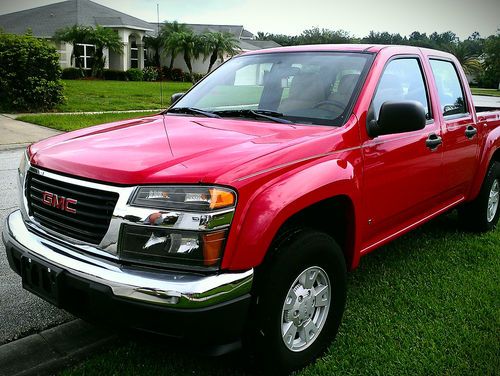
<box><xmin>61</xmin><ymin>67</ymin><xmax>85</xmax><ymax>79</ymax></box>
<box><xmin>126</xmin><ymin>68</ymin><xmax>143</xmax><ymax>81</ymax></box>
<box><xmin>142</xmin><ymin>66</ymin><xmax>159</xmax><ymax>81</ymax></box>
<box><xmin>103</xmin><ymin>69</ymin><xmax>128</xmax><ymax>81</ymax></box>
<box><xmin>0</xmin><ymin>33</ymin><xmax>64</xmax><ymax>111</ymax></box>
<box><xmin>162</xmin><ymin>67</ymin><xmax>204</xmax><ymax>83</ymax></box>
<box><xmin>192</xmin><ymin>72</ymin><xmax>205</xmax><ymax>83</ymax></box>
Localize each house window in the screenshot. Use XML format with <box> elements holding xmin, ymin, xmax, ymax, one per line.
<box><xmin>130</xmin><ymin>39</ymin><xmax>138</xmax><ymax>68</ymax></box>
<box><xmin>74</xmin><ymin>43</ymin><xmax>95</xmax><ymax>69</ymax></box>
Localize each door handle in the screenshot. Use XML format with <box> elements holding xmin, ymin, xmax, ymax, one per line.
<box><xmin>465</xmin><ymin>125</ymin><xmax>477</xmax><ymax>139</ymax></box>
<box><xmin>426</xmin><ymin>133</ymin><xmax>442</xmax><ymax>150</ymax></box>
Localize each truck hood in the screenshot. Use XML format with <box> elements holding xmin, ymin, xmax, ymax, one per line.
<box><xmin>30</xmin><ymin>114</ymin><xmax>334</xmax><ymax>185</ymax></box>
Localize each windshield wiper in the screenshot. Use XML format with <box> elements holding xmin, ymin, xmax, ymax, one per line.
<box><xmin>214</xmin><ymin>109</ymin><xmax>294</xmax><ymax>124</ymax></box>
<box><xmin>167</xmin><ymin>107</ymin><xmax>221</xmax><ymax>118</ymax></box>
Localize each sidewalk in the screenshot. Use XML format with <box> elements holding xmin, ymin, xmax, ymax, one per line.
<box><xmin>0</xmin><ymin>115</ymin><xmax>61</xmax><ymax>151</ymax></box>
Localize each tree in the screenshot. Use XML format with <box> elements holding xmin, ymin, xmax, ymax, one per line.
<box><xmin>54</xmin><ymin>25</ymin><xmax>122</xmax><ymax>78</ymax></box>
<box><xmin>143</xmin><ymin>34</ymin><xmax>162</xmax><ymax>67</ymax></box>
<box><xmin>201</xmin><ymin>31</ymin><xmax>241</xmax><ymax>73</ymax></box>
<box><xmin>160</xmin><ymin>21</ymin><xmax>190</xmax><ymax>69</ymax></box>
<box><xmin>297</xmin><ymin>27</ymin><xmax>352</xmax><ymax>44</ymax></box>
<box><xmin>87</xmin><ymin>25</ymin><xmax>123</xmax><ymax>78</ymax></box>
<box><xmin>362</xmin><ymin>31</ymin><xmax>405</xmax><ymax>44</ymax></box>
<box><xmin>53</xmin><ymin>24</ymin><xmax>93</xmax><ymax>70</ymax></box>
<box><xmin>445</xmin><ymin>42</ymin><xmax>483</xmax><ymax>76</ymax></box>
<box><xmin>256</xmin><ymin>32</ymin><xmax>270</xmax><ymax>41</ymax></box>
<box><xmin>481</xmin><ymin>31</ymin><xmax>500</xmax><ymax>88</ymax></box>
<box><xmin>164</xmin><ymin>30</ymin><xmax>203</xmax><ymax>80</ymax></box>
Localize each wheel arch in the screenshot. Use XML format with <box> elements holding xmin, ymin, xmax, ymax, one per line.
<box><xmin>263</xmin><ymin>195</ymin><xmax>356</xmax><ymax>270</ymax></box>
<box><xmin>469</xmin><ymin>127</ymin><xmax>500</xmax><ymax>201</ymax></box>
<box><xmin>223</xmin><ymin>157</ymin><xmax>362</xmax><ymax>271</ymax></box>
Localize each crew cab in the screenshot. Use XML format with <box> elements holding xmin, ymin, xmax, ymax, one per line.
<box><xmin>3</xmin><ymin>44</ymin><xmax>500</xmax><ymax>373</ymax></box>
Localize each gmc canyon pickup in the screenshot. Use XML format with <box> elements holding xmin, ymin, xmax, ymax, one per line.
<box><xmin>3</xmin><ymin>44</ymin><xmax>500</xmax><ymax>372</ymax></box>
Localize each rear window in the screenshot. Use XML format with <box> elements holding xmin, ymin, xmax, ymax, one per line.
<box><xmin>429</xmin><ymin>59</ymin><xmax>467</xmax><ymax>117</ymax></box>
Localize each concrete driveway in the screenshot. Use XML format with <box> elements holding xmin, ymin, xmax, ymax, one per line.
<box><xmin>0</xmin><ymin>114</ymin><xmax>60</xmax><ymax>151</ymax></box>
<box><xmin>0</xmin><ymin>116</ymin><xmax>71</xmax><ymax>344</ymax></box>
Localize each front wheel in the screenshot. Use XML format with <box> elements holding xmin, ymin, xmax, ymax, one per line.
<box><xmin>459</xmin><ymin>161</ymin><xmax>500</xmax><ymax>232</ymax></box>
<box><xmin>248</xmin><ymin>230</ymin><xmax>347</xmax><ymax>374</ymax></box>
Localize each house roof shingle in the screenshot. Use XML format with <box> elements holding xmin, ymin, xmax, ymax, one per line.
<box><xmin>239</xmin><ymin>40</ymin><xmax>282</xmax><ymax>51</ymax></box>
<box><xmin>148</xmin><ymin>22</ymin><xmax>251</xmax><ymax>40</ymax></box>
<box><xmin>0</xmin><ymin>0</ymin><xmax>153</xmax><ymax>38</ymax></box>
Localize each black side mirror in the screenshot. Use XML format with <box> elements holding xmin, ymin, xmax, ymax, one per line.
<box><xmin>367</xmin><ymin>101</ymin><xmax>426</xmax><ymax>138</ymax></box>
<box><xmin>171</xmin><ymin>92</ymin><xmax>185</xmax><ymax>105</ymax></box>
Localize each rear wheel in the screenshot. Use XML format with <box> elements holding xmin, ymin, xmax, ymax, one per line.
<box><xmin>248</xmin><ymin>230</ymin><xmax>347</xmax><ymax>374</ymax></box>
<box><xmin>459</xmin><ymin>161</ymin><xmax>500</xmax><ymax>232</ymax></box>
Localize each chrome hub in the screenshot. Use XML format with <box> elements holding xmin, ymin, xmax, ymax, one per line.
<box><xmin>281</xmin><ymin>266</ymin><xmax>331</xmax><ymax>352</ymax></box>
<box><xmin>487</xmin><ymin>179</ymin><xmax>499</xmax><ymax>223</ymax></box>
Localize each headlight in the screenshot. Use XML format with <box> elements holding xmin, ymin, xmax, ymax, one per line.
<box><xmin>130</xmin><ymin>186</ymin><xmax>236</xmax><ymax>211</ymax></box>
<box><xmin>119</xmin><ymin>225</ymin><xmax>227</xmax><ymax>271</ymax></box>
<box><xmin>18</xmin><ymin>150</ymin><xmax>28</xmax><ymax>182</ymax></box>
<box><xmin>124</xmin><ymin>185</ymin><xmax>236</xmax><ymax>271</ymax></box>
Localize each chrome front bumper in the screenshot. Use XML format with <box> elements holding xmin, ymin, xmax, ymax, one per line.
<box><xmin>3</xmin><ymin>210</ymin><xmax>253</xmax><ymax>309</ymax></box>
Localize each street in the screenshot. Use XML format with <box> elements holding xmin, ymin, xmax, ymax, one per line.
<box><xmin>0</xmin><ymin>148</ymin><xmax>73</xmax><ymax>345</ymax></box>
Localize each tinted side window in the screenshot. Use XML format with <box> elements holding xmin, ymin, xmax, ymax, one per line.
<box><xmin>372</xmin><ymin>58</ymin><xmax>430</xmax><ymax>120</ymax></box>
<box><xmin>429</xmin><ymin>59</ymin><xmax>466</xmax><ymax>117</ymax></box>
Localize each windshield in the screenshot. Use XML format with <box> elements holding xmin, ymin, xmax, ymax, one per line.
<box><xmin>170</xmin><ymin>52</ymin><xmax>372</xmax><ymax>126</ymax></box>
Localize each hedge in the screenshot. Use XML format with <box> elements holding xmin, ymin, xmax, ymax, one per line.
<box><xmin>0</xmin><ymin>33</ymin><xmax>64</xmax><ymax>111</ymax></box>
<box><xmin>126</xmin><ymin>68</ymin><xmax>143</xmax><ymax>81</ymax></box>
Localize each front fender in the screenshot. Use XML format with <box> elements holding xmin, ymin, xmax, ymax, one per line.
<box><xmin>223</xmin><ymin>154</ymin><xmax>363</xmax><ymax>270</ymax></box>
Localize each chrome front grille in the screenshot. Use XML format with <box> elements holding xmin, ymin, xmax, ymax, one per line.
<box><xmin>26</xmin><ymin>171</ymin><xmax>119</xmax><ymax>244</ymax></box>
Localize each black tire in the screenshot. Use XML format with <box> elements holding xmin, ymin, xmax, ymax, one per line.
<box><xmin>459</xmin><ymin>161</ymin><xmax>500</xmax><ymax>232</ymax></box>
<box><xmin>247</xmin><ymin>229</ymin><xmax>347</xmax><ymax>374</ymax></box>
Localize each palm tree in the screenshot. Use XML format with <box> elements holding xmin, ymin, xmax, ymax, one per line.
<box><xmin>202</xmin><ymin>32</ymin><xmax>241</xmax><ymax>73</ymax></box>
<box><xmin>446</xmin><ymin>42</ymin><xmax>483</xmax><ymax>76</ymax></box>
<box><xmin>143</xmin><ymin>35</ymin><xmax>162</xmax><ymax>67</ymax></box>
<box><xmin>256</xmin><ymin>32</ymin><xmax>270</xmax><ymax>41</ymax></box>
<box><xmin>160</xmin><ymin>21</ymin><xmax>190</xmax><ymax>69</ymax></box>
<box><xmin>53</xmin><ymin>25</ymin><xmax>93</xmax><ymax>70</ymax></box>
<box><xmin>87</xmin><ymin>25</ymin><xmax>123</xmax><ymax>77</ymax></box>
<box><xmin>164</xmin><ymin>30</ymin><xmax>203</xmax><ymax>81</ymax></box>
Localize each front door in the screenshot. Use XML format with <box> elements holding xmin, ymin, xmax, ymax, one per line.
<box><xmin>361</xmin><ymin>57</ymin><xmax>443</xmax><ymax>247</ymax></box>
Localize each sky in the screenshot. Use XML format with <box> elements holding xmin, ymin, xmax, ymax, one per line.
<box><xmin>0</xmin><ymin>0</ymin><xmax>498</xmax><ymax>40</ymax></box>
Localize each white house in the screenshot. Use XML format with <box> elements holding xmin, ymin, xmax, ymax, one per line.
<box><xmin>0</xmin><ymin>0</ymin><xmax>280</xmax><ymax>74</ymax></box>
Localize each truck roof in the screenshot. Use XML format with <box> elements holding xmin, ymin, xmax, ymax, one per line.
<box><xmin>242</xmin><ymin>44</ymin><xmax>455</xmax><ymax>59</ymax></box>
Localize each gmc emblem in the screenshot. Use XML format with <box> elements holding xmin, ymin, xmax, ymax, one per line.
<box><xmin>42</xmin><ymin>191</ymin><xmax>78</xmax><ymax>214</ymax></box>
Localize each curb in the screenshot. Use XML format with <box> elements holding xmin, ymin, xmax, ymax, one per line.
<box><xmin>0</xmin><ymin>320</ymin><xmax>117</xmax><ymax>376</ymax></box>
<box><xmin>0</xmin><ymin>143</ymin><xmax>31</xmax><ymax>151</ymax></box>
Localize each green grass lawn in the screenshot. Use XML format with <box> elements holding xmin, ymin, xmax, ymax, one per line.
<box><xmin>61</xmin><ymin>212</ymin><xmax>499</xmax><ymax>376</ymax></box>
<box><xmin>57</xmin><ymin>80</ymin><xmax>192</xmax><ymax>112</ymax></box>
<box><xmin>471</xmin><ymin>88</ymin><xmax>500</xmax><ymax>97</ymax></box>
<box><xmin>17</xmin><ymin>112</ymin><xmax>158</xmax><ymax>131</ymax></box>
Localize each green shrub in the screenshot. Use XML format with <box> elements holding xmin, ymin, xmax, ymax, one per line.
<box><xmin>192</xmin><ymin>72</ymin><xmax>205</xmax><ymax>82</ymax></box>
<box><xmin>142</xmin><ymin>66</ymin><xmax>159</xmax><ymax>81</ymax></box>
<box><xmin>103</xmin><ymin>69</ymin><xmax>128</xmax><ymax>81</ymax></box>
<box><xmin>61</xmin><ymin>67</ymin><xmax>85</xmax><ymax>79</ymax></box>
<box><xmin>0</xmin><ymin>33</ymin><xmax>64</xmax><ymax>111</ymax></box>
<box><xmin>126</xmin><ymin>68</ymin><xmax>143</xmax><ymax>81</ymax></box>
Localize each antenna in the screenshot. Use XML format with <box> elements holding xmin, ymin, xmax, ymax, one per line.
<box><xmin>157</xmin><ymin>3</ymin><xmax>163</xmax><ymax>108</ymax></box>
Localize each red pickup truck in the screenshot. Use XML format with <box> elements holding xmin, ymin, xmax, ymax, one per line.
<box><xmin>3</xmin><ymin>44</ymin><xmax>500</xmax><ymax>372</ymax></box>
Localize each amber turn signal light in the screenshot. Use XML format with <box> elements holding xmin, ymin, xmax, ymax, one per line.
<box><xmin>209</xmin><ymin>188</ymin><xmax>235</xmax><ymax>210</ymax></box>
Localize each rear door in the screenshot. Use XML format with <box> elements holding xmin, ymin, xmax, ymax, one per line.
<box><xmin>428</xmin><ymin>59</ymin><xmax>479</xmax><ymax>200</ymax></box>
